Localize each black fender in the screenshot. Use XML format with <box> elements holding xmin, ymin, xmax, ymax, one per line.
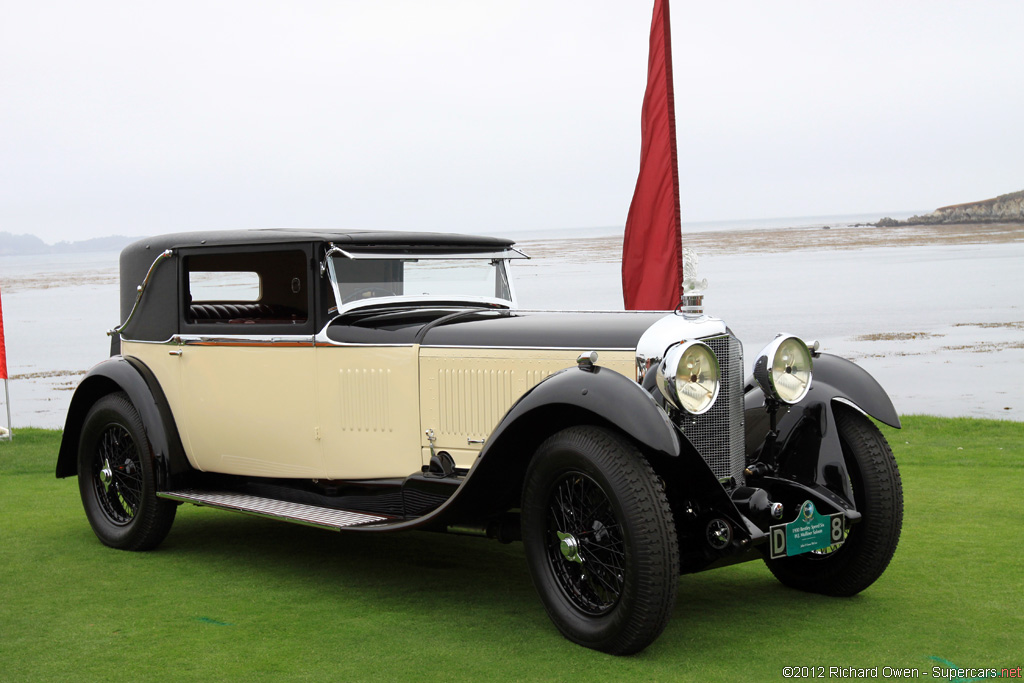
<box><xmin>355</xmin><ymin>363</ymin><xmax>685</xmax><ymax>532</ymax></box>
<box><xmin>56</xmin><ymin>356</ymin><xmax>190</xmax><ymax>487</ymax></box>
<box><xmin>744</xmin><ymin>352</ymin><xmax>900</xmax><ymax>509</ymax></box>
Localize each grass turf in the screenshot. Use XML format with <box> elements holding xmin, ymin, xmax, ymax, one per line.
<box><xmin>1</xmin><ymin>417</ymin><xmax>1022</xmax><ymax>681</ymax></box>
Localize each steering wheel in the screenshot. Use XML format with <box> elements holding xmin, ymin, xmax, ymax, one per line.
<box><xmin>342</xmin><ymin>286</ymin><xmax>397</xmax><ymax>304</ymax></box>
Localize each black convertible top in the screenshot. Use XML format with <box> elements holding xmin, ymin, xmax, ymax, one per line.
<box><xmin>116</xmin><ymin>229</ymin><xmax>519</xmax><ymax>344</ymax></box>
<box><xmin>123</xmin><ymin>229</ymin><xmax>514</xmax><ymax>261</ymax></box>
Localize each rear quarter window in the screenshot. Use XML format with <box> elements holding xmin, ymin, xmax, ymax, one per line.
<box><xmin>183</xmin><ymin>249</ymin><xmax>311</xmax><ymax>328</ymax></box>
<box><xmin>189</xmin><ymin>271</ymin><xmax>262</xmax><ymax>302</ymax></box>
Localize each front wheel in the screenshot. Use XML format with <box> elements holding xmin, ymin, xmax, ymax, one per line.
<box><xmin>78</xmin><ymin>392</ymin><xmax>176</xmax><ymax>551</ymax></box>
<box><xmin>765</xmin><ymin>405</ymin><xmax>903</xmax><ymax>596</ymax></box>
<box><xmin>521</xmin><ymin>426</ymin><xmax>679</xmax><ymax>655</ymax></box>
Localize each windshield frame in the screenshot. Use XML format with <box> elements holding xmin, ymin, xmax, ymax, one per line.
<box><xmin>324</xmin><ymin>247</ymin><xmax>524</xmax><ymax>316</ymax></box>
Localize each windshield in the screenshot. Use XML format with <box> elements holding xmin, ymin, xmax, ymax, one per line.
<box><xmin>328</xmin><ymin>255</ymin><xmax>515</xmax><ymax>312</ymax></box>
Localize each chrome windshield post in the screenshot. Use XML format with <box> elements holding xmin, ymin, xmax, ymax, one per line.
<box><xmin>320</xmin><ymin>244</ymin><xmax>351</xmax><ymax>277</ymax></box>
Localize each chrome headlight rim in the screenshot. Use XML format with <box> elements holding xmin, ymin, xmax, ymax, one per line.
<box><xmin>753</xmin><ymin>333</ymin><xmax>814</xmax><ymax>405</ymax></box>
<box><xmin>656</xmin><ymin>340</ymin><xmax>721</xmax><ymax>415</ymax></box>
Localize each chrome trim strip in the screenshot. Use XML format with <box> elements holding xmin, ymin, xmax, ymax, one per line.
<box><xmin>176</xmin><ymin>334</ymin><xmax>314</xmax><ymax>343</ymax></box>
<box><xmin>119</xmin><ymin>336</ymin><xmax>179</xmax><ymax>345</ymax></box>
<box><xmin>121</xmin><ymin>335</ymin><xmax>320</xmax><ymax>347</ymax></box>
<box><xmin>176</xmin><ymin>334</ymin><xmax>316</xmax><ymax>347</ymax></box>
<box><xmin>129</xmin><ymin>333</ymin><xmax>631</xmax><ymax>352</ymax></box>
<box><xmin>108</xmin><ymin>249</ymin><xmax>174</xmax><ymax>337</ymax></box>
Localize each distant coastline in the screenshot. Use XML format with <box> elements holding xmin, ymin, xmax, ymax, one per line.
<box><xmin>3</xmin><ymin>191</ymin><xmax>1021</xmax><ymax>256</ymax></box>
<box><xmin>876</xmin><ymin>190</ymin><xmax>1024</xmax><ymax>227</ymax></box>
<box><xmin>0</xmin><ymin>232</ymin><xmax>140</xmax><ymax>257</ymax></box>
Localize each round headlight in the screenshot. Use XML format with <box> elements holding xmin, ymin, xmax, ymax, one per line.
<box><xmin>656</xmin><ymin>341</ymin><xmax>720</xmax><ymax>414</ymax></box>
<box><xmin>753</xmin><ymin>334</ymin><xmax>813</xmax><ymax>404</ymax></box>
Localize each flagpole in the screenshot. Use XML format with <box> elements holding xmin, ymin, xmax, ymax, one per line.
<box><xmin>0</xmin><ymin>284</ymin><xmax>9</xmax><ymax>441</ymax></box>
<box><xmin>2</xmin><ymin>379</ymin><xmax>10</xmax><ymax>441</ymax></box>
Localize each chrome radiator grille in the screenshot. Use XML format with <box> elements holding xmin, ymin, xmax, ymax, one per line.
<box><xmin>677</xmin><ymin>334</ymin><xmax>745</xmax><ymax>485</ymax></box>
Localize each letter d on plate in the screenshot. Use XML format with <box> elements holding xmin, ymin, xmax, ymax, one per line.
<box><xmin>770</xmin><ymin>526</ymin><xmax>787</xmax><ymax>559</ymax></box>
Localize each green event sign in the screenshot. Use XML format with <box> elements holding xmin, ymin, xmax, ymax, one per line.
<box><xmin>769</xmin><ymin>500</ymin><xmax>845</xmax><ymax>559</ymax></box>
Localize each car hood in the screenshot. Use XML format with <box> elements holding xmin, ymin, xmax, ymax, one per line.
<box><xmin>325</xmin><ymin>309</ymin><xmax>671</xmax><ymax>350</ymax></box>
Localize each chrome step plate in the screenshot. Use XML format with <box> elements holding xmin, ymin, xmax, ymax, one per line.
<box><xmin>159</xmin><ymin>490</ymin><xmax>388</xmax><ymax>531</ymax></box>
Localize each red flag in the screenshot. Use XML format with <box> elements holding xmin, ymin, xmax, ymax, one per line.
<box><xmin>622</xmin><ymin>0</ymin><xmax>683</xmax><ymax>311</ymax></box>
<box><xmin>0</xmin><ymin>287</ymin><xmax>7</xmax><ymax>380</ymax></box>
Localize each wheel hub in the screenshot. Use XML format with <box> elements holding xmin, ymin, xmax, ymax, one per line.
<box><xmin>557</xmin><ymin>531</ymin><xmax>584</xmax><ymax>565</ymax></box>
<box><xmin>99</xmin><ymin>459</ymin><xmax>114</xmax><ymax>494</ymax></box>
<box><xmin>706</xmin><ymin>518</ymin><xmax>732</xmax><ymax>550</ymax></box>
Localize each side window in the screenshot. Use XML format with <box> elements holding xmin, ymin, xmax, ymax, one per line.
<box><xmin>183</xmin><ymin>249</ymin><xmax>310</xmax><ymax>327</ymax></box>
<box><xmin>189</xmin><ymin>271</ymin><xmax>261</xmax><ymax>303</ymax></box>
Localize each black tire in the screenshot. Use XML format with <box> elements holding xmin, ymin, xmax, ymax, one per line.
<box><xmin>765</xmin><ymin>405</ymin><xmax>903</xmax><ymax>596</ymax></box>
<box><xmin>77</xmin><ymin>392</ymin><xmax>176</xmax><ymax>551</ymax></box>
<box><xmin>521</xmin><ymin>426</ymin><xmax>679</xmax><ymax>655</ymax></box>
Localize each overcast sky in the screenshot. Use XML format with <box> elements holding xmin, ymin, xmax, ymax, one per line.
<box><xmin>2</xmin><ymin>1</ymin><xmax>1022</xmax><ymax>244</ymax></box>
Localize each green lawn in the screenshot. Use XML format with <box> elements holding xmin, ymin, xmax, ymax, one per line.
<box><xmin>2</xmin><ymin>418</ymin><xmax>1022</xmax><ymax>682</ymax></box>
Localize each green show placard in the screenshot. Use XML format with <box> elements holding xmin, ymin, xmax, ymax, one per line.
<box><xmin>769</xmin><ymin>500</ymin><xmax>845</xmax><ymax>559</ymax></box>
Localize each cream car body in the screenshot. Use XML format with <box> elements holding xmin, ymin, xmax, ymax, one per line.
<box><xmin>125</xmin><ymin>339</ymin><xmax>637</xmax><ymax>479</ymax></box>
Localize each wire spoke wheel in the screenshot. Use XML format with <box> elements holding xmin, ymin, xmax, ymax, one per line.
<box><xmin>545</xmin><ymin>472</ymin><xmax>625</xmax><ymax>615</ymax></box>
<box><xmin>522</xmin><ymin>426</ymin><xmax>679</xmax><ymax>655</ymax></box>
<box><xmin>78</xmin><ymin>392</ymin><xmax>176</xmax><ymax>551</ymax></box>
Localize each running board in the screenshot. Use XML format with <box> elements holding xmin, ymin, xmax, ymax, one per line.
<box><xmin>159</xmin><ymin>490</ymin><xmax>389</xmax><ymax>531</ymax></box>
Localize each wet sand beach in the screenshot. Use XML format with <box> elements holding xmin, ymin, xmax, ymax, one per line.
<box><xmin>519</xmin><ymin>221</ymin><xmax>1024</xmax><ymax>262</ymax></box>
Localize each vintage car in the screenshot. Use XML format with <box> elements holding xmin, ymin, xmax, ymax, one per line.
<box><xmin>57</xmin><ymin>229</ymin><xmax>903</xmax><ymax>655</ymax></box>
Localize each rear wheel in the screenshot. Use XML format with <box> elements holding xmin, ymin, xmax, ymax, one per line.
<box><xmin>765</xmin><ymin>405</ymin><xmax>903</xmax><ymax>595</ymax></box>
<box><xmin>78</xmin><ymin>392</ymin><xmax>176</xmax><ymax>551</ymax></box>
<box><xmin>521</xmin><ymin>426</ymin><xmax>679</xmax><ymax>655</ymax></box>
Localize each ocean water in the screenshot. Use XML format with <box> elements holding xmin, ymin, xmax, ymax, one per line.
<box><xmin>1</xmin><ymin>218</ymin><xmax>1021</xmax><ymax>428</ymax></box>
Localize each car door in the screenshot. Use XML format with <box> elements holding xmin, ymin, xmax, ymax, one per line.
<box><xmin>175</xmin><ymin>245</ymin><xmax>324</xmax><ymax>477</ymax></box>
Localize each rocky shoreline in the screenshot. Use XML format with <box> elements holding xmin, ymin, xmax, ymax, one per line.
<box><xmin>877</xmin><ymin>190</ymin><xmax>1024</xmax><ymax>227</ymax></box>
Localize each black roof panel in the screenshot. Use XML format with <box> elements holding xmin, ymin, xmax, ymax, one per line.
<box><xmin>122</xmin><ymin>229</ymin><xmax>515</xmax><ymax>260</ymax></box>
